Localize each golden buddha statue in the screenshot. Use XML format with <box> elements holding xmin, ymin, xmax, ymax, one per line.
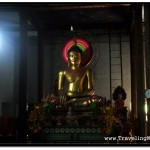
<box><xmin>58</xmin><ymin>44</ymin><xmax>94</xmax><ymax>105</ymax></box>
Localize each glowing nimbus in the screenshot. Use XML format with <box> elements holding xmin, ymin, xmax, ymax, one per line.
<box><xmin>62</xmin><ymin>38</ymin><xmax>93</xmax><ymax>67</ymax></box>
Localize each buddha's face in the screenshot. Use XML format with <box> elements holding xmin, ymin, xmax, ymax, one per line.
<box><xmin>68</xmin><ymin>51</ymin><xmax>81</xmax><ymax>66</ymax></box>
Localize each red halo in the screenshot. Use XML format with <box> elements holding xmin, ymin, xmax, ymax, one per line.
<box><xmin>62</xmin><ymin>38</ymin><xmax>93</xmax><ymax>66</ymax></box>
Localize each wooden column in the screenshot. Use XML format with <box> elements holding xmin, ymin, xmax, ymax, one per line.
<box><xmin>144</xmin><ymin>4</ymin><xmax>150</xmax><ymax>137</ymax></box>
<box><xmin>38</xmin><ymin>31</ymin><xmax>44</xmax><ymax>101</ymax></box>
<box><xmin>18</xmin><ymin>10</ymin><xmax>28</xmax><ymax>142</ymax></box>
<box><xmin>130</xmin><ymin>4</ymin><xmax>145</xmax><ymax>137</ymax></box>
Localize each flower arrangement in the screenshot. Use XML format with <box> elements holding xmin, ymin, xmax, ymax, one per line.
<box><xmin>27</xmin><ymin>92</ymin><xmax>118</xmax><ymax>137</ymax></box>
<box><xmin>28</xmin><ymin>103</ymin><xmax>45</xmax><ymax>133</ymax></box>
<box><xmin>41</xmin><ymin>93</ymin><xmax>58</xmax><ymax>119</ymax></box>
<box><xmin>102</xmin><ymin>105</ymin><xmax>116</xmax><ymax>125</ymax></box>
<box><xmin>27</xmin><ymin>93</ymin><xmax>58</xmax><ymax>133</ymax></box>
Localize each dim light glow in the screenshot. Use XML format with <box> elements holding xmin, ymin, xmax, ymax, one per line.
<box><xmin>145</xmin><ymin>99</ymin><xmax>148</xmax><ymax>115</ymax></box>
<box><xmin>145</xmin><ymin>99</ymin><xmax>148</xmax><ymax>122</ymax></box>
<box><xmin>83</xmin><ymin>101</ymin><xmax>87</xmax><ymax>105</ymax></box>
<box><xmin>142</xmin><ymin>5</ymin><xmax>144</xmax><ymax>22</ymax></box>
<box><xmin>0</xmin><ymin>30</ymin><xmax>1</xmax><ymax>50</ymax></box>
<box><xmin>146</xmin><ymin>115</ymin><xmax>148</xmax><ymax>122</ymax></box>
<box><xmin>130</xmin><ymin>102</ymin><xmax>132</xmax><ymax>112</ymax></box>
<box><xmin>0</xmin><ymin>28</ymin><xmax>5</xmax><ymax>52</ymax></box>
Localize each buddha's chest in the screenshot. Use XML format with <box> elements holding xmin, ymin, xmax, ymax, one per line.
<box><xmin>65</xmin><ymin>69</ymin><xmax>85</xmax><ymax>83</ymax></box>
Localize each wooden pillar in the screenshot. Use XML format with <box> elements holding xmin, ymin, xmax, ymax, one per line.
<box><xmin>18</xmin><ymin>10</ymin><xmax>28</xmax><ymax>142</ymax></box>
<box><xmin>38</xmin><ymin>31</ymin><xmax>44</xmax><ymax>101</ymax></box>
<box><xmin>130</xmin><ymin>4</ymin><xmax>145</xmax><ymax>137</ymax></box>
<box><xmin>144</xmin><ymin>4</ymin><xmax>150</xmax><ymax>137</ymax></box>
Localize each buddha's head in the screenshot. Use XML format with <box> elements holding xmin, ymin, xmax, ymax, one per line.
<box><xmin>67</xmin><ymin>45</ymin><xmax>83</xmax><ymax>67</ymax></box>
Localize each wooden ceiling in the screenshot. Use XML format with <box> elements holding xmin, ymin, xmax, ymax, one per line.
<box><xmin>0</xmin><ymin>3</ymin><xmax>135</xmax><ymax>33</ymax></box>
<box><xmin>26</xmin><ymin>3</ymin><xmax>134</xmax><ymax>32</ymax></box>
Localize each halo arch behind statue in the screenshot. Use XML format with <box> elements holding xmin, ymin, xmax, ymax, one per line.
<box><xmin>62</xmin><ymin>38</ymin><xmax>93</xmax><ymax>67</ymax></box>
